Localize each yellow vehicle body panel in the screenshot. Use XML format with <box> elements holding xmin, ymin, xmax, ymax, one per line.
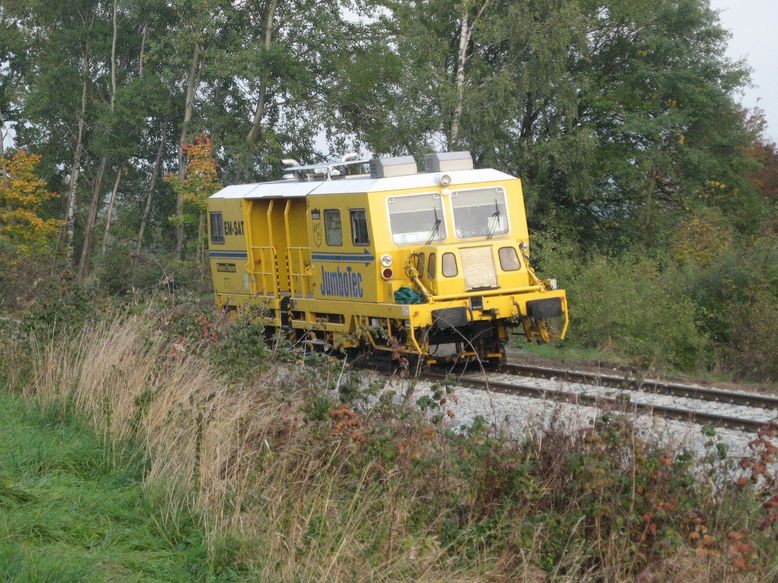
<box><xmin>207</xmin><ymin>164</ymin><xmax>568</xmax><ymax>362</ymax></box>
<box><xmin>207</xmin><ymin>197</ymin><xmax>249</xmax><ymax>296</ymax></box>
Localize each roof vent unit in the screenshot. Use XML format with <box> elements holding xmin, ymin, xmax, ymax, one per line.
<box><xmin>424</xmin><ymin>151</ymin><xmax>473</xmax><ymax>173</ymax></box>
<box><xmin>370</xmin><ymin>156</ymin><xmax>417</xmax><ymax>178</ymax></box>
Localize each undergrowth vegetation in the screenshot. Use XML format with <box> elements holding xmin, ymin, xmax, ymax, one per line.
<box><xmin>533</xmin><ymin>233</ymin><xmax>778</xmax><ymax>382</ymax></box>
<box><xmin>1</xmin><ymin>302</ymin><xmax>776</xmax><ymax>581</ymax></box>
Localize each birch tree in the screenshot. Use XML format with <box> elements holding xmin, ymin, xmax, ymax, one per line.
<box><xmin>65</xmin><ymin>43</ymin><xmax>91</xmax><ymax>268</ymax></box>
<box><xmin>449</xmin><ymin>0</ymin><xmax>492</xmax><ymax>146</ymax></box>
<box><xmin>78</xmin><ymin>0</ymin><xmax>120</xmax><ymax>277</ymax></box>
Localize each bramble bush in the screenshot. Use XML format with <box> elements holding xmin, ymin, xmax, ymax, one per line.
<box><xmin>208</xmin><ymin>306</ymin><xmax>271</xmax><ymax>381</ymax></box>
<box><xmin>285</xmin><ymin>385</ymin><xmax>778</xmax><ymax>580</ymax></box>
<box><xmin>94</xmin><ymin>242</ymin><xmax>210</xmax><ymax>295</ymax></box>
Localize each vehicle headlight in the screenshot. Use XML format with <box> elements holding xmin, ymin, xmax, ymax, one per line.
<box><xmin>380</xmin><ymin>254</ymin><xmax>393</xmax><ymax>267</ymax></box>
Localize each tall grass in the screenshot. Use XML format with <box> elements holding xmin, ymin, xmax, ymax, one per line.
<box><xmin>8</xmin><ymin>312</ymin><xmax>440</xmax><ymax>579</ymax></box>
<box><xmin>4</xmin><ymin>308</ymin><xmax>777</xmax><ymax>581</ymax></box>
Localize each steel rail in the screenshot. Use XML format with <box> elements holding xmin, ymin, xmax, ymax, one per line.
<box><xmin>500</xmin><ymin>362</ymin><xmax>778</xmax><ymax>411</ymax></box>
<box><xmin>424</xmin><ymin>370</ymin><xmax>773</xmax><ymax>433</ymax></box>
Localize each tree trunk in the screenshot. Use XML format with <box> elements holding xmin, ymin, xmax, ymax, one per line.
<box><xmin>77</xmin><ymin>1</ymin><xmax>119</xmax><ymax>279</ymax></box>
<box><xmin>0</xmin><ymin>112</ymin><xmax>5</xmax><ymax>156</ymax></box>
<box><xmin>175</xmin><ymin>41</ymin><xmax>202</xmax><ymax>259</ymax></box>
<box><xmin>519</xmin><ymin>93</ymin><xmax>537</xmax><ymax>141</ymax></box>
<box><xmin>77</xmin><ymin>157</ymin><xmax>108</xmax><ymax>278</ymax></box>
<box><xmin>138</xmin><ymin>19</ymin><xmax>148</xmax><ymax>77</ymax></box>
<box><xmin>245</xmin><ymin>0</ymin><xmax>277</xmax><ymax>147</ymax></box>
<box><xmin>65</xmin><ymin>45</ymin><xmax>90</xmax><ymax>269</ymax></box>
<box><xmin>197</xmin><ymin>210</ymin><xmax>205</xmax><ymax>271</ymax></box>
<box><xmin>449</xmin><ymin>1</ymin><xmax>492</xmax><ymax>148</ymax></box>
<box><xmin>136</xmin><ymin>130</ymin><xmax>167</xmax><ymax>255</ymax></box>
<box><xmin>0</xmin><ymin>111</ymin><xmax>7</xmax><ymax>178</ymax></box>
<box><xmin>450</xmin><ymin>10</ymin><xmax>470</xmax><ymax>147</ymax></box>
<box><xmin>101</xmin><ymin>165</ymin><xmax>123</xmax><ymax>253</ymax></box>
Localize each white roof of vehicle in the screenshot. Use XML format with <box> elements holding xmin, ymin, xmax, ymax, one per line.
<box><xmin>209</xmin><ymin>168</ymin><xmax>516</xmax><ymax>199</ymax></box>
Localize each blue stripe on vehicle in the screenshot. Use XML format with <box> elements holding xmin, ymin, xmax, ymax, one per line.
<box><xmin>209</xmin><ymin>251</ymin><xmax>248</xmax><ymax>259</ymax></box>
<box><xmin>312</xmin><ymin>253</ymin><xmax>375</xmax><ymax>263</ymax></box>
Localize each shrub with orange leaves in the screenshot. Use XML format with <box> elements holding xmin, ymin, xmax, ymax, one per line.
<box><xmin>330</xmin><ymin>403</ymin><xmax>364</xmax><ymax>443</ymax></box>
<box><xmin>0</xmin><ymin>150</ymin><xmax>62</xmax><ymax>258</ymax></box>
<box><xmin>726</xmin><ymin>530</ymin><xmax>758</xmax><ymax>572</ymax></box>
<box><xmin>164</xmin><ymin>134</ymin><xmax>221</xmax><ymax>253</ymax></box>
<box><xmin>165</xmin><ymin>135</ymin><xmax>221</xmax><ymax>215</ymax></box>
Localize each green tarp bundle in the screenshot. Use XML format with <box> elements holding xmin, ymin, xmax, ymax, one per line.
<box><xmin>394</xmin><ymin>286</ymin><xmax>426</xmax><ymax>304</ymax></box>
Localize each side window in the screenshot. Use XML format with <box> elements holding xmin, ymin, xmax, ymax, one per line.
<box><xmin>350</xmin><ymin>209</ymin><xmax>370</xmax><ymax>246</ymax></box>
<box><xmin>427</xmin><ymin>253</ymin><xmax>436</xmax><ymax>278</ymax></box>
<box><xmin>210</xmin><ymin>211</ymin><xmax>224</xmax><ymax>244</ymax></box>
<box><xmin>324</xmin><ymin>209</ymin><xmax>342</xmax><ymax>246</ymax></box>
<box><xmin>442</xmin><ymin>252</ymin><xmax>458</xmax><ymax>277</ymax></box>
<box><xmin>498</xmin><ymin>247</ymin><xmax>521</xmax><ymax>271</ymax></box>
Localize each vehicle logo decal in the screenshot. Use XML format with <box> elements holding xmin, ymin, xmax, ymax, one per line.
<box><xmin>312</xmin><ymin>221</ymin><xmax>323</xmax><ymax>247</ymax></box>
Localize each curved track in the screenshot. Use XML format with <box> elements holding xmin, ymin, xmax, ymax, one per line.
<box><xmin>501</xmin><ymin>362</ymin><xmax>778</xmax><ymax>410</ymax></box>
<box><xmin>423</xmin><ymin>364</ymin><xmax>778</xmax><ymax>433</ymax></box>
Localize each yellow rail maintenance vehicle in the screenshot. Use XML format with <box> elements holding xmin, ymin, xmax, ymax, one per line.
<box><xmin>207</xmin><ymin>151</ymin><xmax>568</xmax><ymax>364</ymax></box>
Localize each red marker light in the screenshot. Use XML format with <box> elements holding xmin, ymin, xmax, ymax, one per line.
<box><xmin>382</xmin><ymin>268</ymin><xmax>393</xmax><ymax>279</ymax></box>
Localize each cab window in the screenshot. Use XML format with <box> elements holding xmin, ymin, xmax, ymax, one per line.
<box><xmin>350</xmin><ymin>209</ymin><xmax>370</xmax><ymax>246</ymax></box>
<box><xmin>416</xmin><ymin>253</ymin><xmax>425</xmax><ymax>275</ymax></box>
<box><xmin>324</xmin><ymin>209</ymin><xmax>342</xmax><ymax>245</ymax></box>
<box><xmin>498</xmin><ymin>247</ymin><xmax>521</xmax><ymax>271</ymax></box>
<box><xmin>210</xmin><ymin>211</ymin><xmax>225</xmax><ymax>244</ymax></box>
<box><xmin>427</xmin><ymin>253</ymin><xmax>436</xmax><ymax>278</ymax></box>
<box><xmin>451</xmin><ymin>187</ymin><xmax>509</xmax><ymax>239</ymax></box>
<box><xmin>442</xmin><ymin>252</ymin><xmax>458</xmax><ymax>277</ymax></box>
<box><xmin>388</xmin><ymin>193</ymin><xmax>446</xmax><ymax>245</ymax></box>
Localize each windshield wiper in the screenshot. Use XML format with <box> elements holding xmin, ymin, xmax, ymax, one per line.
<box><xmin>486</xmin><ymin>199</ymin><xmax>501</xmax><ymax>239</ymax></box>
<box><xmin>426</xmin><ymin>207</ymin><xmax>442</xmax><ymax>245</ymax></box>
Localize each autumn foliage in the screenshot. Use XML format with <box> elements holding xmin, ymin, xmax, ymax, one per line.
<box><xmin>0</xmin><ymin>150</ymin><xmax>62</xmax><ymax>258</ymax></box>
<box><xmin>165</xmin><ymin>134</ymin><xmax>221</xmax><ymax>216</ymax></box>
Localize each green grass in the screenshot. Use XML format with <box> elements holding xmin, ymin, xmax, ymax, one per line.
<box><xmin>512</xmin><ymin>336</ymin><xmax>627</xmax><ymax>366</ymax></box>
<box><xmin>0</xmin><ymin>393</ymin><xmax>219</xmax><ymax>582</ymax></box>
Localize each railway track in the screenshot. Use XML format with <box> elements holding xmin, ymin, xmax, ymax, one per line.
<box><xmin>501</xmin><ymin>362</ymin><xmax>778</xmax><ymax>410</ymax></box>
<box><xmin>423</xmin><ymin>364</ymin><xmax>778</xmax><ymax>433</ymax></box>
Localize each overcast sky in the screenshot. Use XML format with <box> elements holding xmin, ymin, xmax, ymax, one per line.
<box><xmin>711</xmin><ymin>0</ymin><xmax>778</xmax><ymax>142</ymax></box>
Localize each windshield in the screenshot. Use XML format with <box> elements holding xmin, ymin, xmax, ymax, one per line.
<box><xmin>452</xmin><ymin>187</ymin><xmax>508</xmax><ymax>239</ymax></box>
<box><xmin>388</xmin><ymin>193</ymin><xmax>446</xmax><ymax>244</ymax></box>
